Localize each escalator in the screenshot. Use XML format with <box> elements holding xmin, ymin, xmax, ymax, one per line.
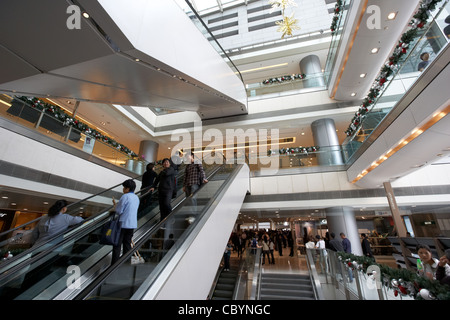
<box><xmin>74</xmin><ymin>163</ymin><xmax>249</xmax><ymax>300</ymax></box>
<box><xmin>0</xmin><ymin>156</ymin><xmax>227</xmax><ymax>299</ymax></box>
<box><xmin>0</xmin><ymin>163</ymin><xmax>187</xmax><ymax>276</ymax></box>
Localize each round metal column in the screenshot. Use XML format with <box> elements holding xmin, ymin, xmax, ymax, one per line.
<box><xmin>311</xmin><ymin>118</ymin><xmax>343</xmax><ymax>165</ymax></box>
<box><xmin>299</xmin><ymin>54</ymin><xmax>325</xmax><ymax>87</ymax></box>
<box><xmin>325</xmin><ymin>206</ymin><xmax>362</xmax><ymax>256</ymax></box>
<box><xmin>139</xmin><ymin>140</ymin><xmax>159</xmax><ymax>163</ymax></box>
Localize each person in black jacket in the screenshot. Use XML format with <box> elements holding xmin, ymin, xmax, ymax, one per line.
<box><xmin>329</xmin><ymin>232</ymin><xmax>344</xmax><ymax>252</ymax></box>
<box><xmin>139</xmin><ymin>163</ymin><xmax>157</xmax><ymax>212</ymax></box>
<box><xmin>150</xmin><ymin>158</ymin><xmax>175</xmax><ymax>221</ymax></box>
<box><xmin>436</xmin><ymin>250</ymin><xmax>450</xmax><ymax>286</ymax></box>
<box><xmin>361</xmin><ymin>233</ymin><xmax>375</xmax><ymax>262</ymax></box>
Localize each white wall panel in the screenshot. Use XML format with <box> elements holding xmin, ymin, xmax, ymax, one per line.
<box><xmin>0</xmin><ymin>127</ymin><xmax>138</xmax><ymax>194</ymax></box>
<box><xmin>306</xmin><ymin>173</ymin><xmax>325</xmax><ymax>192</ymax></box>
<box><xmin>322</xmin><ymin>171</ymin><xmax>341</xmax><ymax>190</ymax></box>
<box><xmin>291</xmin><ymin>174</ymin><xmax>309</xmax><ymax>193</ymax></box>
<box><xmin>277</xmin><ymin>175</ymin><xmax>294</xmax><ymax>194</ymax></box>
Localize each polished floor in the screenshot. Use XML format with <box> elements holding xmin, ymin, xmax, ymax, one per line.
<box><xmin>229</xmin><ymin>245</ymin><xmax>397</xmax><ymax>275</ymax></box>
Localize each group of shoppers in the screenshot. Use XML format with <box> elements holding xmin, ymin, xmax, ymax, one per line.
<box><xmin>32</xmin><ymin>151</ymin><xmax>208</xmax><ymax>266</ymax></box>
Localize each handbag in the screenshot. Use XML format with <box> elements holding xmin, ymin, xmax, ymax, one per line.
<box><xmin>131</xmin><ymin>241</ymin><xmax>145</xmax><ymax>264</ymax></box>
<box><xmin>99</xmin><ymin>213</ymin><xmax>122</xmax><ymax>246</ymax></box>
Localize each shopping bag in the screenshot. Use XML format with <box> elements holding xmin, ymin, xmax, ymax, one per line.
<box><xmin>131</xmin><ymin>240</ymin><xmax>145</xmax><ymax>264</ymax></box>
<box><xmin>99</xmin><ymin>214</ymin><xmax>122</xmax><ymax>246</ymax></box>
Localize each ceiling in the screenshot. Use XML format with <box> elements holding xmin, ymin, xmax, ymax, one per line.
<box><xmin>0</xmin><ymin>186</ymin><xmax>108</xmax><ymax>216</ymax></box>
<box><xmin>0</xmin><ymin>0</ymin><xmax>247</xmax><ymax>120</ymax></box>
<box><xmin>330</xmin><ymin>0</ymin><xmax>422</xmax><ymax>101</ymax></box>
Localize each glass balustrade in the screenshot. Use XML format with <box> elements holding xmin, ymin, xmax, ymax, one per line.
<box><xmin>243</xmin><ymin>145</ymin><xmax>347</xmax><ymax>175</ymax></box>
<box><xmin>175</xmin><ymin>0</ymin><xmax>244</xmax><ymax>83</ymax></box>
<box><xmin>342</xmin><ymin>1</ymin><xmax>450</xmax><ymax>161</ymax></box>
<box><xmin>324</xmin><ymin>0</ymin><xmax>352</xmax><ymax>86</ymax></box>
<box><xmin>304</xmin><ymin>247</ymin><xmax>450</xmax><ymax>300</ymax></box>
<box><xmin>0</xmin><ymin>95</ymin><xmax>144</xmax><ymax>174</ymax></box>
<box><xmin>246</xmin><ymin>72</ymin><xmax>326</xmax><ymax>97</ymax></box>
<box><xmin>78</xmin><ymin>164</ymin><xmax>238</xmax><ymax>300</ymax></box>
<box><xmin>0</xmin><ymin>161</ymin><xmax>223</xmax><ymax>300</ymax></box>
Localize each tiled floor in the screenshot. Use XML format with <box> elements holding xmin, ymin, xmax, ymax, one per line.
<box><xmin>230</xmin><ymin>246</ymin><xmax>309</xmax><ymax>274</ymax></box>
<box><xmin>230</xmin><ymin>246</ymin><xmax>397</xmax><ymax>275</ymax></box>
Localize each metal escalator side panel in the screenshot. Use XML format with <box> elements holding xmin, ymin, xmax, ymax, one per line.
<box><xmin>136</xmin><ymin>164</ymin><xmax>249</xmax><ymax>300</ymax></box>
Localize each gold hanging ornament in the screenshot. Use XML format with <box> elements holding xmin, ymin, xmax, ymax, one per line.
<box><xmin>276</xmin><ymin>13</ymin><xmax>300</xmax><ymax>38</ymax></box>
<box><xmin>269</xmin><ymin>0</ymin><xmax>300</xmax><ymax>38</ymax></box>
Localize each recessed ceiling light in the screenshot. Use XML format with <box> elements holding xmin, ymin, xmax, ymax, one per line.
<box><xmin>1</xmin><ymin>196</ymin><xmax>8</xmax><ymax>199</ymax></box>
<box><xmin>82</xmin><ymin>12</ymin><xmax>90</xmax><ymax>19</ymax></box>
<box><xmin>360</xmin><ymin>73</ymin><xmax>367</xmax><ymax>78</ymax></box>
<box><xmin>10</xmin><ymin>203</ymin><xmax>16</xmax><ymax>206</ymax></box>
<box><xmin>371</xmin><ymin>47</ymin><xmax>379</xmax><ymax>54</ymax></box>
<box><xmin>351</xmin><ymin>92</ymin><xmax>357</xmax><ymax>96</ymax></box>
<box><xmin>43</xmin><ymin>202</ymin><xmax>49</xmax><ymax>205</ymax></box>
<box><xmin>387</xmin><ymin>12</ymin><xmax>397</xmax><ymax>20</ymax></box>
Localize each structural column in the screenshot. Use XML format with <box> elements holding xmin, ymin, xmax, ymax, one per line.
<box><xmin>311</xmin><ymin>118</ymin><xmax>344</xmax><ymax>165</ymax></box>
<box><xmin>383</xmin><ymin>182</ymin><xmax>407</xmax><ymax>237</ymax></box>
<box><xmin>325</xmin><ymin>206</ymin><xmax>362</xmax><ymax>255</ymax></box>
<box><xmin>139</xmin><ymin>140</ymin><xmax>159</xmax><ymax>163</ymax></box>
<box><xmin>299</xmin><ymin>54</ymin><xmax>325</xmax><ymax>87</ymax></box>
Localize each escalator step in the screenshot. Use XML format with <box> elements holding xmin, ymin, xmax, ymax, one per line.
<box><xmin>213</xmin><ymin>289</ymin><xmax>233</xmax><ymax>298</ymax></box>
<box><xmin>216</xmin><ymin>283</ymin><xmax>234</xmax><ymax>291</ymax></box>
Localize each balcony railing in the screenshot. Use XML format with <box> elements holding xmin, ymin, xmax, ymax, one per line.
<box><xmin>246</xmin><ymin>72</ymin><xmax>326</xmax><ymax>98</ymax></box>
<box><xmin>342</xmin><ymin>1</ymin><xmax>450</xmax><ymax>161</ymax></box>
<box><xmin>0</xmin><ymin>95</ymin><xmax>145</xmax><ymax>175</ymax></box>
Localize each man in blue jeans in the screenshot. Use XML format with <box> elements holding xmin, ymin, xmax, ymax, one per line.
<box><xmin>111</xmin><ymin>179</ymin><xmax>139</xmax><ymax>265</ymax></box>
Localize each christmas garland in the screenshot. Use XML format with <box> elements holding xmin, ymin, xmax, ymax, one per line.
<box><xmin>262</xmin><ymin>73</ymin><xmax>306</xmax><ymax>85</ymax></box>
<box><xmin>338</xmin><ymin>252</ymin><xmax>450</xmax><ymax>300</ymax></box>
<box><xmin>330</xmin><ymin>0</ymin><xmax>344</xmax><ymax>35</ymax></box>
<box><xmin>344</xmin><ymin>0</ymin><xmax>443</xmax><ymax>137</ymax></box>
<box><xmin>267</xmin><ymin>145</ymin><xmax>319</xmax><ymax>156</ymax></box>
<box><xmin>16</xmin><ymin>96</ymin><xmax>138</xmax><ymax>158</ymax></box>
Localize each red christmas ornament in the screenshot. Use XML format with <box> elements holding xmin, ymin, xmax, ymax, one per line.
<box><xmin>398</xmin><ymin>285</ymin><xmax>408</xmax><ymax>295</ymax></box>
<box><xmin>417</xmin><ymin>22</ymin><xmax>424</xmax><ymax>28</ymax></box>
<box><xmin>394</xmin><ymin>290</ymin><xmax>398</xmax><ymax>297</ymax></box>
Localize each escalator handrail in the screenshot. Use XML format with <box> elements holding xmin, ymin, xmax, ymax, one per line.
<box><xmin>133</xmin><ymin>164</ymin><xmax>245</xmax><ymax>300</ymax></box>
<box><xmin>74</xmin><ymin>163</ymin><xmax>228</xmax><ymax>300</ymax></box>
<box><xmin>0</xmin><ymin>174</ymin><xmax>147</xmax><ymax>239</ymax></box>
<box><xmin>0</xmin><ymin>153</ymin><xmax>221</xmax><ymax>272</ymax></box>
<box><xmin>0</xmin><ymin>151</ymin><xmax>220</xmax><ymax>237</ymax></box>
<box><xmin>0</xmin><ymin>163</ymin><xmax>218</xmax><ymax>288</ymax></box>
<box><xmin>0</xmin><ymin>155</ymin><xmax>220</xmax><ymax>276</ymax></box>
<box><xmin>0</xmin><ymin>169</ymin><xmax>185</xmax><ymax>274</ymax></box>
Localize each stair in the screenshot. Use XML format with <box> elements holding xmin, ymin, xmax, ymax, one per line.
<box><xmin>259</xmin><ymin>273</ymin><xmax>315</xmax><ymax>300</ymax></box>
<box><xmin>211</xmin><ymin>269</ymin><xmax>238</xmax><ymax>300</ymax></box>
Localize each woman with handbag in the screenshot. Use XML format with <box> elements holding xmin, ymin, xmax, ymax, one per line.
<box><xmin>110</xmin><ymin>179</ymin><xmax>139</xmax><ymax>265</ymax></box>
